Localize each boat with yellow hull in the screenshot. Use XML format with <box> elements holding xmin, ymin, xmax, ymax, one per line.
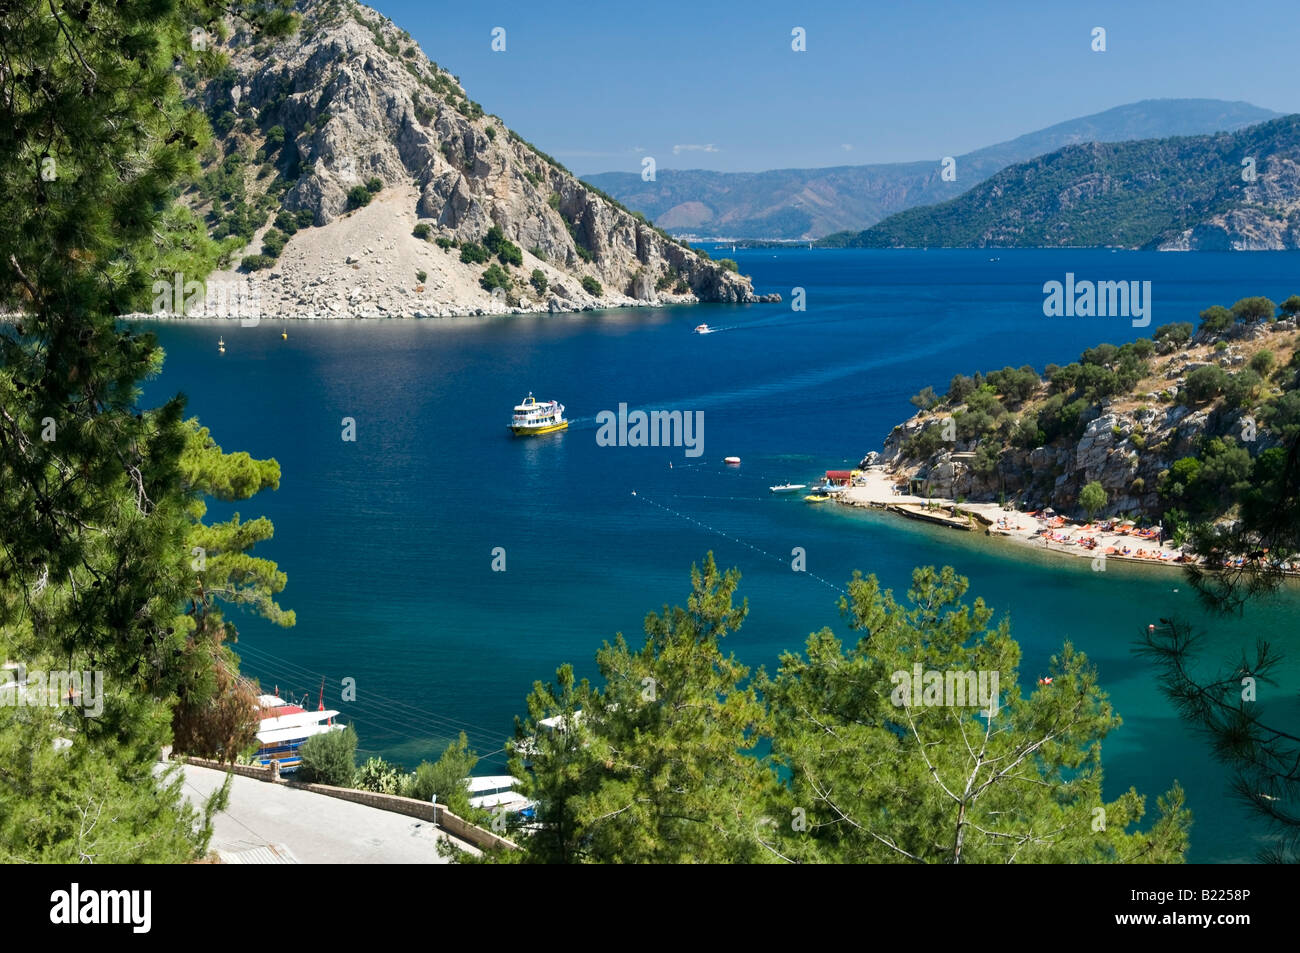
<box><xmin>510</xmin><ymin>393</ymin><xmax>569</xmax><ymax>436</ymax></box>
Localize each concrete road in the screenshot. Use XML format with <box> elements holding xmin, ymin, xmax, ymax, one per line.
<box><xmin>177</xmin><ymin>763</ymin><xmax>478</xmax><ymax>864</ymax></box>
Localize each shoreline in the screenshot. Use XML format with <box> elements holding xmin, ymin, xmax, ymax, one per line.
<box><xmin>831</xmin><ymin>467</ymin><xmax>1298</xmax><ymax>577</ymax></box>
<box><xmin>91</xmin><ymin>295</ymin><xmax>776</xmax><ymax>325</ymax></box>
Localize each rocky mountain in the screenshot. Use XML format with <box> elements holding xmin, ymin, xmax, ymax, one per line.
<box><xmin>582</xmin><ymin>100</ymin><xmax>1278</xmax><ymax>241</ymax></box>
<box><xmin>840</xmin><ymin>115</ymin><xmax>1300</xmax><ymax>250</ymax></box>
<box><xmin>869</xmin><ymin>309</ymin><xmax>1300</xmax><ymax>524</ymax></box>
<box><xmin>167</xmin><ymin>0</ymin><xmax>768</xmax><ymax>319</ymax></box>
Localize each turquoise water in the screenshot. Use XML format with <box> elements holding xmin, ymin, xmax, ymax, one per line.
<box><xmin>135</xmin><ymin>248</ymin><xmax>1300</xmax><ymax>862</ymax></box>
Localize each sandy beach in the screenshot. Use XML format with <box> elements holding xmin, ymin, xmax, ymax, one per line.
<box><xmin>834</xmin><ymin>467</ymin><xmax>1199</xmax><ymax>570</ymax></box>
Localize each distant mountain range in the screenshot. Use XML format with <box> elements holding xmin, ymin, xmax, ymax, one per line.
<box><xmin>830</xmin><ymin>114</ymin><xmax>1300</xmax><ymax>250</ymax></box>
<box><xmin>582</xmin><ymin>100</ymin><xmax>1280</xmax><ymax>240</ymax></box>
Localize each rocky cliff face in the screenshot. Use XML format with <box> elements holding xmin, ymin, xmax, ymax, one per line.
<box><xmin>182</xmin><ymin>0</ymin><xmax>766</xmax><ymax>318</ymax></box>
<box><xmin>1158</xmin><ymin>152</ymin><xmax>1300</xmax><ymax>250</ymax></box>
<box><xmin>872</xmin><ymin>320</ymin><xmax>1298</xmax><ymax>519</ymax></box>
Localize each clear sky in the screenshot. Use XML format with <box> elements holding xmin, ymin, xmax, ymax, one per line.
<box><xmin>365</xmin><ymin>0</ymin><xmax>1300</xmax><ymax>175</ymax></box>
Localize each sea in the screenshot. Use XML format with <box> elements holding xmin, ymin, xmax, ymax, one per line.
<box><xmin>135</xmin><ymin>248</ymin><xmax>1300</xmax><ymax>863</ymax></box>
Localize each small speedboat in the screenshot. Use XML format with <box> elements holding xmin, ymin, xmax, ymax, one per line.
<box><xmin>770</xmin><ymin>483</ymin><xmax>807</xmax><ymax>493</ymax></box>
<box><xmin>723</xmin><ymin>456</ymin><xmax>741</xmax><ymax>466</ymax></box>
<box><xmin>218</xmin><ymin>336</ymin><xmax>225</xmax><ymax>353</ymax></box>
<box><xmin>804</xmin><ymin>494</ymin><xmax>830</xmax><ymax>503</ymax></box>
<box><xmin>694</xmin><ymin>324</ymin><xmax>712</xmax><ymax>334</ymax></box>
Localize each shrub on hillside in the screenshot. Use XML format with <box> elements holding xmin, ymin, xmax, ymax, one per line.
<box><xmin>460</xmin><ymin>242</ymin><xmax>489</xmax><ymax>264</ymax></box>
<box><xmin>297</xmin><ymin>725</ymin><xmax>358</xmax><ymax>787</ymax></box>
<box><xmin>410</xmin><ymin>733</ymin><xmax>478</xmax><ymax>818</ymax></box>
<box><xmin>240</xmin><ymin>254</ymin><xmax>274</xmax><ymax>271</ymax></box>
<box><xmin>581</xmin><ymin>275</ymin><xmax>603</xmax><ymax>296</ymax></box>
<box><xmin>480</xmin><ymin>263</ymin><xmax>511</xmax><ymax>292</ymax></box>
<box><xmin>1180</xmin><ymin>364</ymin><xmax>1228</xmax><ymax>404</ymax></box>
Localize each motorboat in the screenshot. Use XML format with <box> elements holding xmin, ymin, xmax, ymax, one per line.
<box><xmin>769</xmin><ymin>483</ymin><xmax>807</xmax><ymax>493</ymax></box>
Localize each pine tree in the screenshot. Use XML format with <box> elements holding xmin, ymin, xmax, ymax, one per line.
<box><xmin>509</xmin><ymin>554</ymin><xmax>779</xmax><ymax>863</ymax></box>
<box><xmin>764</xmin><ymin>566</ymin><xmax>1190</xmax><ymax>863</ymax></box>
<box><xmin>0</xmin><ymin>0</ymin><xmax>295</xmax><ymax>861</ymax></box>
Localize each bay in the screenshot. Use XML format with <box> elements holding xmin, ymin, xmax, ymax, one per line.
<box><xmin>136</xmin><ymin>248</ymin><xmax>1300</xmax><ymax>863</ymax></box>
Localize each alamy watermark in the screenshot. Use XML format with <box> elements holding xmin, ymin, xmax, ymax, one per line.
<box><xmin>152</xmin><ymin>273</ymin><xmax>263</xmax><ymax>324</ymax></box>
<box><xmin>890</xmin><ymin>664</ymin><xmax>999</xmax><ymax>713</ymax></box>
<box><xmin>1</xmin><ymin>664</ymin><xmax>104</xmax><ymax>717</ymax></box>
<box><xmin>1042</xmin><ymin>273</ymin><xmax>1151</xmax><ymax>327</ymax></box>
<box><xmin>595</xmin><ymin>404</ymin><xmax>704</xmax><ymax>458</ymax></box>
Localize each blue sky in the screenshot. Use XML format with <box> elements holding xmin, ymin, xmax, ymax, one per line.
<box><xmin>366</xmin><ymin>0</ymin><xmax>1300</xmax><ymax>174</ymax></box>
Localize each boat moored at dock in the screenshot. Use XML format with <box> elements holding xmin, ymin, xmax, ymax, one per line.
<box><xmin>253</xmin><ymin>694</ymin><xmax>344</xmax><ymax>774</ymax></box>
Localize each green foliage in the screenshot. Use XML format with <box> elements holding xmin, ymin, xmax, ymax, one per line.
<box><xmin>413</xmin><ymin>223</ymin><xmax>432</xmax><ymax>240</ymax></box>
<box><xmin>1224</xmin><ymin>369</ymin><xmax>1263</xmax><ymax>410</ymax></box>
<box><xmin>297</xmin><ymin>725</ymin><xmax>358</xmax><ymax>787</ymax></box>
<box><xmin>530</xmin><ymin>269</ymin><xmax>548</xmax><ymax>295</ymax></box>
<box><xmin>1230</xmin><ymin>296</ymin><xmax>1276</xmax><ymax>323</ymax></box>
<box><xmin>910</xmin><ymin>385</ymin><xmax>940</xmax><ymax>410</ymax></box>
<box><xmin>1199</xmin><ymin>305</ymin><xmax>1233</xmax><ymax>334</ymax></box>
<box><xmin>497</xmin><ymin>241</ymin><xmax>523</xmax><ymax>267</ymax></box>
<box><xmin>0</xmin><ymin>0</ymin><xmax>297</xmax><ymax>863</ymax></box>
<box><xmin>718</xmin><ymin>258</ymin><xmax>740</xmax><ymax>273</ymax></box>
<box><xmin>346</xmin><ymin>185</ymin><xmax>373</xmax><ymax>209</ymax></box>
<box><xmin>241</xmin><ymin>254</ymin><xmax>275</xmax><ymax>271</ymax></box>
<box><xmin>416</xmin><ymin>269</ymin><xmax>427</xmax><ymax>283</ymax></box>
<box><xmin>274</xmin><ymin>210</ymin><xmax>299</xmax><ymax>236</ymax></box>
<box><xmin>261</xmin><ymin>228</ymin><xmax>288</xmax><ymax>257</ymax></box>
<box><xmin>947</xmin><ymin>374</ymin><xmax>976</xmax><ymax>403</ymax></box>
<box><xmin>1079</xmin><ymin>481</ymin><xmax>1108</xmax><ymax>520</ymax></box>
<box><xmin>580</xmin><ymin>276</ymin><xmax>603</xmax><ymax>296</ymax></box>
<box><xmin>295</xmin><ymin>208</ymin><xmax>317</xmax><ymax>229</ymax></box>
<box><xmin>480</xmin><ymin>264</ymin><xmax>511</xmax><ymax>292</ymax></box>
<box><xmin>265</xmin><ymin>125</ymin><xmax>286</xmax><ymax>150</ymax></box>
<box><xmin>1181</xmin><ymin>365</ymin><xmax>1229</xmax><ymax>404</ymax></box>
<box><xmin>436</xmin><ymin>237</ymin><xmax>455</xmax><ymax>250</ymax></box>
<box><xmin>1280</xmin><ymin>295</ymin><xmax>1300</xmax><ymax>317</ymax></box>
<box><xmin>1249</xmin><ymin>349</ymin><xmax>1275</xmax><ymax>376</ymax></box>
<box><xmin>365</xmin><ymin>176</ymin><xmax>383</xmax><ymax>193</ymax></box>
<box><xmin>547</xmin><ymin>192</ymin><xmax>561</xmax><ymax>210</ymax></box>
<box><xmin>411</xmin><ymin>733</ymin><xmax>479</xmax><ymax>817</ymax></box>
<box><xmin>903</xmin><ymin>420</ymin><xmax>949</xmax><ymax>458</ymax></box>
<box><xmin>459</xmin><ymin>242</ymin><xmax>489</xmax><ymax>265</ymax></box>
<box><xmin>972</xmin><ymin>439</ymin><xmax>1001</xmax><ymax>476</ymax></box>
<box><xmin>985</xmin><ymin>365</ymin><xmax>1041</xmax><ymax>404</ymax></box>
<box><xmin>483</xmin><ymin>225</ymin><xmax>522</xmax><ymax>266</ymax></box>
<box><xmin>172</xmin><ymin>420</ymin><xmax>292</xmax><ymax>756</ymax></box>
<box><xmin>1154</xmin><ymin>321</ymin><xmax>1190</xmax><ymax>348</ymax></box>
<box><xmin>762</xmin><ymin>566</ymin><xmax>1190</xmax><ymax>863</ymax></box>
<box><xmin>508</xmin><ymin>555</ymin><xmax>777</xmax><ymax>863</ymax></box>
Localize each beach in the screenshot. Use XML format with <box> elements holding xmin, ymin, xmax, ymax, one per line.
<box><xmin>835</xmin><ymin>467</ymin><xmax>1199</xmax><ymax>570</ymax></box>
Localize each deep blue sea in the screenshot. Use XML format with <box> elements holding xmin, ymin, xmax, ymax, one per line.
<box><xmin>135</xmin><ymin>248</ymin><xmax>1300</xmax><ymax>862</ymax></box>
